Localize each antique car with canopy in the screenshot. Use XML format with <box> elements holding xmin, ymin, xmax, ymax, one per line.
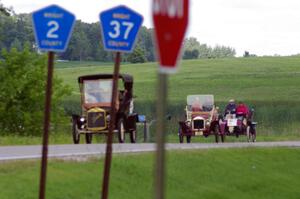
<box><xmin>71</xmin><ymin>74</ymin><xmax>137</xmax><ymax>144</ymax></box>
<box><xmin>220</xmin><ymin>107</ymin><xmax>257</xmax><ymax>142</ymax></box>
<box><xmin>178</xmin><ymin>95</ymin><xmax>224</xmax><ymax>143</ymax></box>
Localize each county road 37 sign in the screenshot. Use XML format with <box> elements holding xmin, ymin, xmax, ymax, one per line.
<box><xmin>100</xmin><ymin>5</ymin><xmax>143</xmax><ymax>53</ymax></box>
<box><xmin>32</xmin><ymin>4</ymin><xmax>76</xmax><ymax>52</ymax></box>
<box><xmin>153</xmin><ymin>0</ymin><xmax>189</xmax><ymax>73</ymax></box>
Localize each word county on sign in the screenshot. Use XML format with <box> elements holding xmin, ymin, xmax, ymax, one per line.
<box><xmin>152</xmin><ymin>0</ymin><xmax>189</xmax><ymax>74</ymax></box>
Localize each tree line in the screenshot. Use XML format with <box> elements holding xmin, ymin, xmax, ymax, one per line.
<box><xmin>1</xmin><ymin>2</ymin><xmax>236</xmax><ymax>63</ymax></box>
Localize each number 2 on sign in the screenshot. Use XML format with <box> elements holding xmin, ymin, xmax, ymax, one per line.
<box><xmin>108</xmin><ymin>20</ymin><xmax>134</xmax><ymax>40</ymax></box>
<box><xmin>47</xmin><ymin>20</ymin><xmax>59</xmax><ymax>39</ymax></box>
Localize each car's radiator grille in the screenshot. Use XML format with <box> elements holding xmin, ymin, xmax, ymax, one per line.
<box><xmin>87</xmin><ymin>111</ymin><xmax>106</xmax><ymax>129</ymax></box>
<box><xmin>194</xmin><ymin>119</ymin><xmax>204</xmax><ymax>129</ymax></box>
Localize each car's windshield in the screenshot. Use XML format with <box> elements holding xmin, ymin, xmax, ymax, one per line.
<box><xmin>84</xmin><ymin>79</ymin><xmax>112</xmax><ymax>104</ymax></box>
<box><xmin>187</xmin><ymin>95</ymin><xmax>214</xmax><ymax>111</ymax></box>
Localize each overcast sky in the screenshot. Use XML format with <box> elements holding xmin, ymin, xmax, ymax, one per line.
<box><xmin>2</xmin><ymin>0</ymin><xmax>300</xmax><ymax>56</ymax></box>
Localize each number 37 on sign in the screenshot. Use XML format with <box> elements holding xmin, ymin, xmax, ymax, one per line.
<box><xmin>100</xmin><ymin>5</ymin><xmax>144</xmax><ymax>53</ymax></box>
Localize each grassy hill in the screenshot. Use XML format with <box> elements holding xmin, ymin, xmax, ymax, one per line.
<box><xmin>55</xmin><ymin>56</ymin><xmax>300</xmax><ymax>142</ymax></box>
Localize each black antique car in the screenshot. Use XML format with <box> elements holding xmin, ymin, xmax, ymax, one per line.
<box><xmin>71</xmin><ymin>74</ymin><xmax>137</xmax><ymax>144</ymax></box>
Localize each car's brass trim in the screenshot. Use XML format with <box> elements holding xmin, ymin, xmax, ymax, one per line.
<box><xmin>87</xmin><ymin>107</ymin><xmax>107</xmax><ymax>131</ymax></box>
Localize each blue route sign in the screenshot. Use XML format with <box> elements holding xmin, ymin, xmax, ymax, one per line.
<box><xmin>32</xmin><ymin>4</ymin><xmax>76</xmax><ymax>52</ymax></box>
<box><xmin>100</xmin><ymin>5</ymin><xmax>144</xmax><ymax>53</ymax></box>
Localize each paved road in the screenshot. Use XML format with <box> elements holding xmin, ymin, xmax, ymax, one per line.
<box><xmin>1</xmin><ymin>141</ymin><xmax>300</xmax><ymax>161</ymax></box>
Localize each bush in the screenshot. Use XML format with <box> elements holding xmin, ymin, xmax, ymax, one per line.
<box><xmin>127</xmin><ymin>46</ymin><xmax>147</xmax><ymax>63</ymax></box>
<box><xmin>0</xmin><ymin>47</ymin><xmax>71</xmax><ymax>135</ymax></box>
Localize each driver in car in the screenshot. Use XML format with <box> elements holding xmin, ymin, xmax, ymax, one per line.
<box><xmin>192</xmin><ymin>97</ymin><xmax>202</xmax><ymax>112</ymax></box>
<box><xmin>224</xmin><ymin>99</ymin><xmax>236</xmax><ymax>116</ymax></box>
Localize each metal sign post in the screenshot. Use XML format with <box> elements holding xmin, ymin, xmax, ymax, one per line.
<box><xmin>32</xmin><ymin>5</ymin><xmax>75</xmax><ymax>199</ymax></box>
<box><xmin>152</xmin><ymin>1</ymin><xmax>189</xmax><ymax>199</ymax></box>
<box><xmin>101</xmin><ymin>52</ymin><xmax>121</xmax><ymax>199</ymax></box>
<box><xmin>39</xmin><ymin>51</ymin><xmax>54</xmax><ymax>199</ymax></box>
<box><xmin>155</xmin><ymin>73</ymin><xmax>168</xmax><ymax>199</ymax></box>
<box><xmin>99</xmin><ymin>6</ymin><xmax>143</xmax><ymax>199</ymax></box>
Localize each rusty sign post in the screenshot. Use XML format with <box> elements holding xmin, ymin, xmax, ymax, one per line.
<box><xmin>101</xmin><ymin>52</ymin><xmax>121</xmax><ymax>199</ymax></box>
<box><xmin>152</xmin><ymin>0</ymin><xmax>189</xmax><ymax>199</ymax></box>
<box><xmin>38</xmin><ymin>51</ymin><xmax>54</xmax><ymax>199</ymax></box>
<box><xmin>32</xmin><ymin>5</ymin><xmax>75</xmax><ymax>199</ymax></box>
<box><xmin>99</xmin><ymin>6</ymin><xmax>143</xmax><ymax>199</ymax></box>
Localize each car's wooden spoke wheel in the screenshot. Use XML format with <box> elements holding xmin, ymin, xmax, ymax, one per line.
<box><xmin>130</xmin><ymin>130</ymin><xmax>136</xmax><ymax>143</ymax></box>
<box><xmin>118</xmin><ymin>118</ymin><xmax>125</xmax><ymax>143</ymax></box>
<box><xmin>85</xmin><ymin>134</ymin><xmax>92</xmax><ymax>144</ymax></box>
<box><xmin>214</xmin><ymin>125</ymin><xmax>220</xmax><ymax>143</ymax></box>
<box><xmin>72</xmin><ymin>118</ymin><xmax>80</xmax><ymax>144</ymax></box>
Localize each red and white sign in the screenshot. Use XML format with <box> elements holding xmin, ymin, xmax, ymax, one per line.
<box><xmin>152</xmin><ymin>0</ymin><xmax>189</xmax><ymax>73</ymax></box>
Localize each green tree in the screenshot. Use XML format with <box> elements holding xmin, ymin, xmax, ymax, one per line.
<box><xmin>136</xmin><ymin>26</ymin><xmax>155</xmax><ymax>62</ymax></box>
<box><xmin>183</xmin><ymin>49</ymin><xmax>199</xmax><ymax>59</ymax></box>
<box><xmin>183</xmin><ymin>37</ymin><xmax>236</xmax><ymax>59</ymax></box>
<box><xmin>211</xmin><ymin>45</ymin><xmax>236</xmax><ymax>58</ymax></box>
<box><xmin>10</xmin><ymin>38</ymin><xmax>22</xmax><ymax>50</ymax></box>
<box><xmin>184</xmin><ymin>37</ymin><xmax>201</xmax><ymax>51</ymax></box>
<box><xmin>127</xmin><ymin>45</ymin><xmax>147</xmax><ymax>63</ymax></box>
<box><xmin>198</xmin><ymin>44</ymin><xmax>210</xmax><ymax>58</ymax></box>
<box><xmin>0</xmin><ymin>1</ymin><xmax>12</xmax><ymax>16</ymax></box>
<box><xmin>0</xmin><ymin>47</ymin><xmax>71</xmax><ymax>135</ymax></box>
<box><xmin>183</xmin><ymin>37</ymin><xmax>200</xmax><ymax>59</ymax></box>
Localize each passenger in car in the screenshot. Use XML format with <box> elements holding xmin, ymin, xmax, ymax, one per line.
<box><xmin>236</xmin><ymin>101</ymin><xmax>249</xmax><ymax>117</ymax></box>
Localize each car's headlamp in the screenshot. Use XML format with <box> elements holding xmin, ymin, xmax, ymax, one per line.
<box><xmin>106</xmin><ymin>115</ymin><xmax>110</xmax><ymax>122</ymax></box>
<box><xmin>80</xmin><ymin>117</ymin><xmax>85</xmax><ymax>122</ymax></box>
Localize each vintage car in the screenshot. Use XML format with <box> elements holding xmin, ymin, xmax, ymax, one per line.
<box><xmin>219</xmin><ymin>108</ymin><xmax>257</xmax><ymax>142</ymax></box>
<box><xmin>178</xmin><ymin>95</ymin><xmax>225</xmax><ymax>143</ymax></box>
<box><xmin>71</xmin><ymin>74</ymin><xmax>138</xmax><ymax>144</ymax></box>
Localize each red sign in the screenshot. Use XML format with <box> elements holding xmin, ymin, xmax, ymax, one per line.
<box><xmin>153</xmin><ymin>0</ymin><xmax>189</xmax><ymax>73</ymax></box>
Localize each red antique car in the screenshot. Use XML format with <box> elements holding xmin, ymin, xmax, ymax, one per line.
<box><xmin>178</xmin><ymin>95</ymin><xmax>225</xmax><ymax>143</ymax></box>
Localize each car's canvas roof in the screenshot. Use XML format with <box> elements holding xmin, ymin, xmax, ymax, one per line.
<box><xmin>78</xmin><ymin>74</ymin><xmax>133</xmax><ymax>84</ymax></box>
<box><xmin>187</xmin><ymin>95</ymin><xmax>214</xmax><ymax>105</ymax></box>
<box><xmin>78</xmin><ymin>74</ymin><xmax>133</xmax><ymax>91</ymax></box>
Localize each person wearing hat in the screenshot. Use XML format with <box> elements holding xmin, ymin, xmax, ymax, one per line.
<box><xmin>224</xmin><ymin>99</ymin><xmax>236</xmax><ymax>116</ymax></box>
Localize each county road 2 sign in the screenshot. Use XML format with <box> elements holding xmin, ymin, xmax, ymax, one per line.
<box><xmin>100</xmin><ymin>5</ymin><xmax>143</xmax><ymax>53</ymax></box>
<box><xmin>153</xmin><ymin>0</ymin><xmax>189</xmax><ymax>73</ymax></box>
<box><xmin>32</xmin><ymin>4</ymin><xmax>76</xmax><ymax>52</ymax></box>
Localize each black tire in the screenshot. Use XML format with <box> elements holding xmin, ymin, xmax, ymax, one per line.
<box><xmin>214</xmin><ymin>125</ymin><xmax>220</xmax><ymax>143</ymax></box>
<box><xmin>246</xmin><ymin>126</ymin><xmax>251</xmax><ymax>142</ymax></box>
<box><xmin>179</xmin><ymin>135</ymin><xmax>184</xmax><ymax>143</ymax></box>
<box><xmin>220</xmin><ymin>134</ymin><xmax>225</xmax><ymax>143</ymax></box>
<box><xmin>85</xmin><ymin>134</ymin><xmax>92</xmax><ymax>144</ymax></box>
<box><xmin>72</xmin><ymin>119</ymin><xmax>80</xmax><ymax>144</ymax></box>
<box><xmin>130</xmin><ymin>130</ymin><xmax>137</xmax><ymax>143</ymax></box>
<box><xmin>233</xmin><ymin>126</ymin><xmax>239</xmax><ymax>137</ymax></box>
<box><xmin>186</xmin><ymin>135</ymin><xmax>191</xmax><ymax>143</ymax></box>
<box><xmin>251</xmin><ymin>128</ymin><xmax>256</xmax><ymax>142</ymax></box>
<box><xmin>118</xmin><ymin>118</ymin><xmax>125</xmax><ymax>143</ymax></box>
<box><xmin>178</xmin><ymin>128</ymin><xmax>183</xmax><ymax>143</ymax></box>
<box><xmin>235</xmin><ymin>128</ymin><xmax>242</xmax><ymax>138</ymax></box>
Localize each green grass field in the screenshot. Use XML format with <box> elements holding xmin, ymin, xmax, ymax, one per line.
<box><xmin>1</xmin><ymin>148</ymin><xmax>300</xmax><ymax>199</ymax></box>
<box><xmin>54</xmin><ymin>56</ymin><xmax>300</xmax><ymax>142</ymax></box>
